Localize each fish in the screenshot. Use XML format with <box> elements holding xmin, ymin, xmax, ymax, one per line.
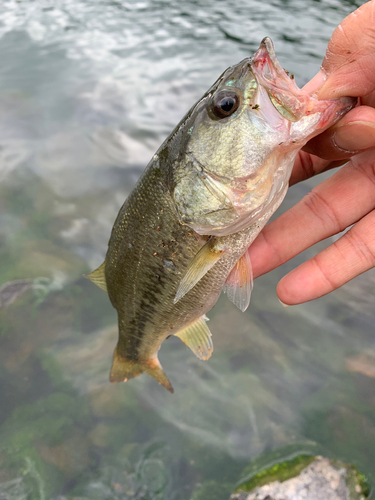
<box><xmin>87</xmin><ymin>38</ymin><xmax>355</xmax><ymax>393</ymax></box>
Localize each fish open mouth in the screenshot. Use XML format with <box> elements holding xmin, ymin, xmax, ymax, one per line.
<box><xmin>251</xmin><ymin>37</ymin><xmax>311</xmax><ymax>122</ymax></box>
<box><xmin>251</xmin><ymin>37</ymin><xmax>356</xmax><ymax>126</ymax></box>
<box><xmin>252</xmin><ymin>37</ymin><xmax>290</xmax><ymax>85</ymax></box>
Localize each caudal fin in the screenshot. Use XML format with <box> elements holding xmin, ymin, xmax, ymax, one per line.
<box><xmin>110</xmin><ymin>347</ymin><xmax>174</xmax><ymax>393</ymax></box>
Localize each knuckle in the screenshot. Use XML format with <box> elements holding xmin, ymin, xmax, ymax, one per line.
<box><xmin>346</xmin><ymin>224</ymin><xmax>375</xmax><ymax>268</ymax></box>
<box><xmin>296</xmin><ymin>151</ymin><xmax>315</xmax><ymax>181</ymax></box>
<box><xmin>312</xmin><ymin>255</ymin><xmax>338</xmax><ymax>291</ymax></box>
<box><xmin>259</xmin><ymin>229</ymin><xmax>283</xmax><ymax>266</ymax></box>
<box><xmin>302</xmin><ymin>189</ymin><xmax>342</xmax><ymax>233</ymax></box>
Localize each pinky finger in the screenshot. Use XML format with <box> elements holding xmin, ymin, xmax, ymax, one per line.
<box><xmin>277</xmin><ymin>210</ymin><xmax>375</xmax><ymax>305</ymax></box>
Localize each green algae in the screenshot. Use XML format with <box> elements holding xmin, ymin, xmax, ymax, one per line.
<box><xmin>330</xmin><ymin>459</ymin><xmax>372</xmax><ymax>499</ymax></box>
<box><xmin>0</xmin><ymin>393</ymin><xmax>91</xmax><ymax>455</ymax></box>
<box><xmin>0</xmin><ymin>392</ymin><xmax>92</xmax><ymax>498</ymax></box>
<box><xmin>234</xmin><ymin>454</ymin><xmax>373</xmax><ymax>499</ymax></box>
<box><xmin>234</xmin><ymin>454</ymin><xmax>316</xmax><ymax>493</ymax></box>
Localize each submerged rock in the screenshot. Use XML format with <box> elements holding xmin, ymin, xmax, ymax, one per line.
<box><xmin>231</xmin><ymin>455</ymin><xmax>372</xmax><ymax>500</ymax></box>
<box><xmin>0</xmin><ymin>279</ymin><xmax>33</xmax><ymax>309</ymax></box>
<box><xmin>345</xmin><ymin>350</ymin><xmax>375</xmax><ymax>379</ymax></box>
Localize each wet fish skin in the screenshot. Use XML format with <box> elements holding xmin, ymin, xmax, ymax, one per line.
<box><xmin>88</xmin><ymin>38</ymin><xmax>355</xmax><ymax>393</ymax></box>
<box><xmin>104</xmin><ymin>170</ymin><xmax>269</xmax><ymax>393</ymax></box>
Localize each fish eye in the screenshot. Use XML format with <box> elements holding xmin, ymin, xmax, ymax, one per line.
<box><xmin>210</xmin><ymin>90</ymin><xmax>240</xmax><ymax>119</ymax></box>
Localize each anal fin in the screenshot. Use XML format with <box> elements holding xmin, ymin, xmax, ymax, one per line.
<box><xmin>110</xmin><ymin>346</ymin><xmax>174</xmax><ymax>394</ymax></box>
<box><xmin>174</xmin><ymin>238</ymin><xmax>226</xmax><ymax>304</ymax></box>
<box><xmin>223</xmin><ymin>250</ymin><xmax>253</xmax><ymax>312</ymax></box>
<box><xmin>85</xmin><ymin>261</ymin><xmax>107</xmax><ymax>293</ymax></box>
<box><xmin>174</xmin><ymin>315</ymin><xmax>213</xmax><ymax>360</ymax></box>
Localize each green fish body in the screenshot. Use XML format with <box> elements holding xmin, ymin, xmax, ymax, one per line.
<box><xmin>88</xmin><ymin>38</ymin><xmax>354</xmax><ymax>392</ymax></box>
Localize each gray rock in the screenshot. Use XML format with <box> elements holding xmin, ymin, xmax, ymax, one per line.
<box><xmin>231</xmin><ymin>457</ymin><xmax>370</xmax><ymax>500</ymax></box>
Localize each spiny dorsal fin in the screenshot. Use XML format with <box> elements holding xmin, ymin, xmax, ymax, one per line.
<box><xmin>223</xmin><ymin>250</ymin><xmax>253</xmax><ymax>312</ymax></box>
<box><xmin>85</xmin><ymin>261</ymin><xmax>107</xmax><ymax>293</ymax></box>
<box><xmin>174</xmin><ymin>315</ymin><xmax>213</xmax><ymax>360</ymax></box>
<box><xmin>110</xmin><ymin>347</ymin><xmax>174</xmax><ymax>393</ymax></box>
<box><xmin>174</xmin><ymin>239</ymin><xmax>226</xmax><ymax>304</ymax></box>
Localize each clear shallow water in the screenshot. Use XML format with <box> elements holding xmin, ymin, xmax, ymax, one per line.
<box><xmin>0</xmin><ymin>0</ymin><xmax>374</xmax><ymax>498</ymax></box>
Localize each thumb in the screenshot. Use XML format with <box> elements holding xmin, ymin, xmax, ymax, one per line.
<box><xmin>305</xmin><ymin>0</ymin><xmax>375</xmax><ymax>100</ymax></box>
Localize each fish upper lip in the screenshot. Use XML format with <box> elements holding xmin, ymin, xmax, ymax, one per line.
<box><xmin>251</xmin><ymin>37</ymin><xmax>291</xmax><ymax>87</ymax></box>
<box><xmin>250</xmin><ymin>37</ymin><xmax>314</xmax><ymax>122</ymax></box>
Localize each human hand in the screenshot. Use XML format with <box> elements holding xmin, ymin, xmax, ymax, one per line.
<box><xmin>248</xmin><ymin>0</ymin><xmax>375</xmax><ymax>305</ymax></box>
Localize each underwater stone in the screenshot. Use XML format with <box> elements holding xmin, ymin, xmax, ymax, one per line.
<box><xmin>231</xmin><ymin>456</ymin><xmax>372</xmax><ymax>500</ymax></box>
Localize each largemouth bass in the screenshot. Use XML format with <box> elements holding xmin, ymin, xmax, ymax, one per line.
<box><xmin>88</xmin><ymin>38</ymin><xmax>354</xmax><ymax>393</ymax></box>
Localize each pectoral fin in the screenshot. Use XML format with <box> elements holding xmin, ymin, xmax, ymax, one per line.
<box><xmin>85</xmin><ymin>261</ymin><xmax>107</xmax><ymax>293</ymax></box>
<box><xmin>174</xmin><ymin>239</ymin><xmax>226</xmax><ymax>303</ymax></box>
<box><xmin>223</xmin><ymin>250</ymin><xmax>253</xmax><ymax>312</ymax></box>
<box><xmin>174</xmin><ymin>315</ymin><xmax>213</xmax><ymax>360</ymax></box>
<box><xmin>110</xmin><ymin>346</ymin><xmax>174</xmax><ymax>394</ymax></box>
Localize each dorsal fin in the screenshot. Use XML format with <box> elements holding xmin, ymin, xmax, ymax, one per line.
<box><xmin>223</xmin><ymin>250</ymin><xmax>253</xmax><ymax>312</ymax></box>
<box><xmin>174</xmin><ymin>315</ymin><xmax>213</xmax><ymax>360</ymax></box>
<box><xmin>174</xmin><ymin>239</ymin><xmax>226</xmax><ymax>304</ymax></box>
<box><xmin>85</xmin><ymin>261</ymin><xmax>107</xmax><ymax>293</ymax></box>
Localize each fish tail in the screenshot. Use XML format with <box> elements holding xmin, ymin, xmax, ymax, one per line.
<box><xmin>110</xmin><ymin>347</ymin><xmax>174</xmax><ymax>393</ymax></box>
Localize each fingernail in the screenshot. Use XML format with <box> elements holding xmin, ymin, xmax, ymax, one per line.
<box><xmin>278</xmin><ymin>298</ymin><xmax>290</xmax><ymax>308</ymax></box>
<box><xmin>333</xmin><ymin>121</ymin><xmax>375</xmax><ymax>152</ymax></box>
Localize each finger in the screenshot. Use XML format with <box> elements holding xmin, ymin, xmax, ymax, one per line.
<box><xmin>249</xmin><ymin>149</ymin><xmax>375</xmax><ymax>279</ymax></box>
<box><xmin>363</xmin><ymin>89</ymin><xmax>375</xmax><ymax>108</ymax></box>
<box><xmin>289</xmin><ymin>152</ymin><xmax>345</xmax><ymax>186</ymax></box>
<box><xmin>290</xmin><ymin>107</ymin><xmax>375</xmax><ymax>186</ymax></box>
<box><xmin>303</xmin><ymin>71</ymin><xmax>326</xmax><ymax>96</ymax></box>
<box><xmin>302</xmin><ymin>105</ymin><xmax>375</xmax><ymax>160</ymax></box>
<box><xmin>277</xmin><ymin>209</ymin><xmax>375</xmax><ymax>304</ymax></box>
<box><xmin>305</xmin><ymin>74</ymin><xmax>375</xmax><ymax>108</ymax></box>
<box><xmin>316</xmin><ymin>1</ymin><xmax>375</xmax><ymax>99</ymax></box>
